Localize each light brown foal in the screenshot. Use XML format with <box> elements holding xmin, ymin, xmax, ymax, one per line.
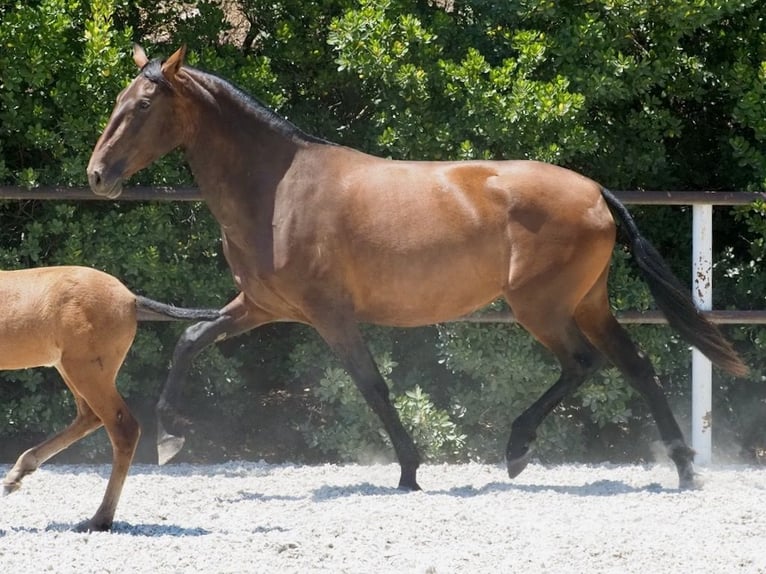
<box><xmin>1</xmin><ymin>266</ymin><xmax>219</xmax><ymax>531</ymax></box>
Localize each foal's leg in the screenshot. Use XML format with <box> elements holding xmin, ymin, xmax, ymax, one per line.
<box><xmin>576</xmin><ymin>279</ymin><xmax>698</xmax><ymax>489</ymax></box>
<box><xmin>504</xmin><ymin>316</ymin><xmax>605</xmax><ymax>478</ymax></box>
<box><xmin>313</xmin><ymin>319</ymin><xmax>421</xmax><ymax>490</ymax></box>
<box><xmin>157</xmin><ymin>292</ymin><xmax>269</xmax><ymax>463</ymax></box>
<box><xmin>3</xmin><ymin>392</ymin><xmax>101</xmax><ymax>494</ymax></box>
<box><xmin>57</xmin><ymin>359</ymin><xmax>140</xmax><ymax>532</ymax></box>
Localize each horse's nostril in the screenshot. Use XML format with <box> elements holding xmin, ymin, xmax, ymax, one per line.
<box><xmin>87</xmin><ymin>168</ymin><xmax>102</xmax><ymax>190</ymax></box>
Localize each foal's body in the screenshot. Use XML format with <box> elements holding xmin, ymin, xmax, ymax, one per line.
<box><xmin>88</xmin><ymin>46</ymin><xmax>747</xmax><ymax>494</ymax></box>
<box><xmin>1</xmin><ymin>266</ymin><xmax>219</xmax><ymax>531</ymax></box>
<box><xmin>0</xmin><ymin>267</ymin><xmax>138</xmax><ymax>371</ymax></box>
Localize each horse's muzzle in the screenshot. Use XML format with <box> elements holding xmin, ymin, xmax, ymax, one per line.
<box><xmin>87</xmin><ymin>167</ymin><xmax>124</xmax><ymax>199</ymax></box>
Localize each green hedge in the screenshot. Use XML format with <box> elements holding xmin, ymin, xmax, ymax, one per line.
<box><xmin>0</xmin><ymin>0</ymin><xmax>764</xmax><ymax>465</ymax></box>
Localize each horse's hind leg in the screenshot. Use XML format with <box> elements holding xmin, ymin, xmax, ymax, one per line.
<box><xmin>575</xmin><ymin>275</ymin><xmax>697</xmax><ymax>489</ymax></box>
<box><xmin>502</xmin><ymin>200</ymin><xmax>617</xmax><ymax>478</ymax></box>
<box><xmin>313</xmin><ymin>318</ymin><xmax>421</xmax><ymax>490</ymax></box>
<box><xmin>504</xmin><ymin>312</ymin><xmax>605</xmax><ymax>479</ymax></box>
<box><xmin>3</xmin><ymin>393</ymin><xmax>102</xmax><ymax>494</ymax></box>
<box><xmin>77</xmin><ymin>393</ymin><xmax>139</xmax><ymax>532</ymax></box>
<box><xmin>58</xmin><ymin>359</ymin><xmax>140</xmax><ymax>532</ymax></box>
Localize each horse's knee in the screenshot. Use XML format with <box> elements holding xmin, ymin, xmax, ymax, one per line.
<box><xmin>573</xmin><ymin>348</ymin><xmax>605</xmax><ymax>374</ymax></box>
<box><xmin>172</xmin><ymin>326</ymin><xmax>200</xmax><ymax>362</ymax></box>
<box><xmin>126</xmin><ymin>409</ymin><xmax>140</xmax><ymax>437</ymax></box>
<box><xmin>360</xmin><ymin>380</ymin><xmax>391</xmax><ymax>408</ymax></box>
<box><xmin>121</xmin><ymin>409</ymin><xmax>140</xmax><ymax>442</ymax></box>
<box><xmin>173</xmin><ymin>318</ymin><xmax>225</xmax><ymax>362</ymax></box>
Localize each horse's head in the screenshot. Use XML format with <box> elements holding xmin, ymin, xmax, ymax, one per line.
<box><xmin>87</xmin><ymin>45</ymin><xmax>188</xmax><ymax>198</ymax></box>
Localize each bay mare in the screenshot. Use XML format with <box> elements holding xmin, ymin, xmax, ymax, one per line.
<box><xmin>87</xmin><ymin>45</ymin><xmax>748</xmax><ymax>493</ymax></box>
<box><xmin>0</xmin><ymin>266</ymin><xmax>219</xmax><ymax>531</ymax></box>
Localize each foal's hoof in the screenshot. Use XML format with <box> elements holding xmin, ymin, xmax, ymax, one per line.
<box><xmin>506</xmin><ymin>446</ymin><xmax>534</xmax><ymax>479</ymax></box>
<box><xmin>3</xmin><ymin>481</ymin><xmax>20</xmax><ymax>496</ymax></box>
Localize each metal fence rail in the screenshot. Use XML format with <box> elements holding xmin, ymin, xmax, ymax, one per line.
<box><xmin>1</xmin><ymin>186</ymin><xmax>764</xmax><ymax>205</ymax></box>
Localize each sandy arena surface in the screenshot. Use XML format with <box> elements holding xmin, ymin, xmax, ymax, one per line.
<box><xmin>0</xmin><ymin>461</ymin><xmax>764</xmax><ymax>573</ymax></box>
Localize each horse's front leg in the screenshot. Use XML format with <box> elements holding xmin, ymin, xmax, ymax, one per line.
<box><xmin>156</xmin><ymin>292</ymin><xmax>268</xmax><ymax>464</ymax></box>
<box><xmin>313</xmin><ymin>318</ymin><xmax>421</xmax><ymax>490</ymax></box>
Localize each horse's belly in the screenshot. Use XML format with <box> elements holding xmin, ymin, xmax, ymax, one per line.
<box><xmin>350</xmin><ymin>258</ymin><xmax>504</xmax><ymax>327</ymax></box>
<box><xmin>0</xmin><ymin>329</ymin><xmax>60</xmax><ymax>370</ymax></box>
<box><xmin>0</xmin><ymin>353</ymin><xmax>59</xmax><ymax>371</ymax></box>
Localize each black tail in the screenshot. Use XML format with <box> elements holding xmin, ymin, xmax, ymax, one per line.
<box><xmin>136</xmin><ymin>295</ymin><xmax>221</xmax><ymax>322</ymax></box>
<box><xmin>601</xmin><ymin>188</ymin><xmax>748</xmax><ymax>377</ymax></box>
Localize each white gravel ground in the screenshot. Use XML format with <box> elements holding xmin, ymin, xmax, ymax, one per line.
<box><xmin>0</xmin><ymin>461</ymin><xmax>764</xmax><ymax>573</ymax></box>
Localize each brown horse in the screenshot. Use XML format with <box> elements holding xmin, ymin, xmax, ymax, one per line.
<box><xmin>88</xmin><ymin>45</ymin><xmax>747</xmax><ymax>492</ymax></box>
<box><xmin>0</xmin><ymin>265</ymin><xmax>219</xmax><ymax>531</ymax></box>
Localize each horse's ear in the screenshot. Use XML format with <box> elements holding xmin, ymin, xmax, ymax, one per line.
<box><xmin>162</xmin><ymin>45</ymin><xmax>187</xmax><ymax>80</ymax></box>
<box><xmin>133</xmin><ymin>44</ymin><xmax>149</xmax><ymax>69</ymax></box>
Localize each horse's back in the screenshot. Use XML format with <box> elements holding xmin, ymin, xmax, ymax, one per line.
<box><xmin>315</xmin><ymin>150</ymin><xmax>610</xmax><ymax>234</ymax></box>
<box><xmin>0</xmin><ymin>266</ymin><xmax>137</xmax><ymax>370</ymax></box>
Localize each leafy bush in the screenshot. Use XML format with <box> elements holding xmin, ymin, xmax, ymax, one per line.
<box><xmin>289</xmin><ymin>327</ymin><xmax>464</xmax><ymax>462</ymax></box>
<box><xmin>0</xmin><ymin>0</ymin><xmax>763</xmax><ymax>465</ymax></box>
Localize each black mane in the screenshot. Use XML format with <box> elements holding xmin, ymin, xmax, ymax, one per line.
<box><xmin>141</xmin><ymin>58</ymin><xmax>334</xmax><ymax>147</ymax></box>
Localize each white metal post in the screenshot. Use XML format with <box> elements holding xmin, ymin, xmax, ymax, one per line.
<box><xmin>691</xmin><ymin>204</ymin><xmax>713</xmax><ymax>465</ymax></box>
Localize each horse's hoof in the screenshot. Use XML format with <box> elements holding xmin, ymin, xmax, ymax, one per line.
<box><xmin>157</xmin><ymin>422</ymin><xmax>186</xmax><ymax>465</ymax></box>
<box><xmin>398</xmin><ymin>480</ymin><xmax>422</xmax><ymax>492</ymax></box>
<box><xmin>73</xmin><ymin>518</ymin><xmax>112</xmax><ymax>533</ymax></box>
<box><xmin>3</xmin><ymin>481</ymin><xmax>20</xmax><ymax>496</ymax></box>
<box><xmin>506</xmin><ymin>446</ymin><xmax>533</xmax><ymax>479</ymax></box>
<box><xmin>678</xmin><ymin>472</ymin><xmax>703</xmax><ymax>491</ymax></box>
<box><xmin>398</xmin><ymin>471</ymin><xmax>421</xmax><ymax>492</ymax></box>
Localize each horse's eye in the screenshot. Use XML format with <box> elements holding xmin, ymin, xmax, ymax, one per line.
<box><xmin>139</xmin><ymin>99</ymin><xmax>151</xmax><ymax>110</ymax></box>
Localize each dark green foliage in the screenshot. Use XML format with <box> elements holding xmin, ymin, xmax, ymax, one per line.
<box><xmin>0</xmin><ymin>0</ymin><xmax>763</xmax><ymax>464</ymax></box>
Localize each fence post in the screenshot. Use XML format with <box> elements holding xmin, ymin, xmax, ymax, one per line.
<box><xmin>691</xmin><ymin>204</ymin><xmax>713</xmax><ymax>465</ymax></box>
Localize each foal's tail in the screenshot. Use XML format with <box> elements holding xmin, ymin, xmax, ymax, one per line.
<box><xmin>601</xmin><ymin>188</ymin><xmax>749</xmax><ymax>377</ymax></box>
<box><xmin>135</xmin><ymin>296</ymin><xmax>221</xmax><ymax>322</ymax></box>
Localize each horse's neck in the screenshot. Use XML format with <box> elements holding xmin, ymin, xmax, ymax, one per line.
<box><xmin>181</xmin><ymin>78</ymin><xmax>303</xmax><ymax>234</ymax></box>
<box><xmin>182</xmin><ymin>74</ymin><xmax>299</xmax><ymax>200</ymax></box>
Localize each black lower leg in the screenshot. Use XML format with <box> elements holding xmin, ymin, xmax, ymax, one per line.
<box><xmin>358</xmin><ymin>379</ymin><xmax>421</xmax><ymax>490</ymax></box>
<box><xmin>157</xmin><ymin>314</ymin><xmax>235</xmax><ymax>436</ymax></box>
<box><xmin>507</xmin><ymin>348</ymin><xmax>603</xmax><ymax>478</ymax></box>
<box><xmin>326</xmin><ymin>328</ymin><xmax>421</xmax><ymax>490</ymax></box>
<box><xmin>589</xmin><ymin>316</ymin><xmax>698</xmax><ymax>489</ymax></box>
<box><xmin>625</xmin><ymin>354</ymin><xmax>697</xmax><ymax>489</ymax></box>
